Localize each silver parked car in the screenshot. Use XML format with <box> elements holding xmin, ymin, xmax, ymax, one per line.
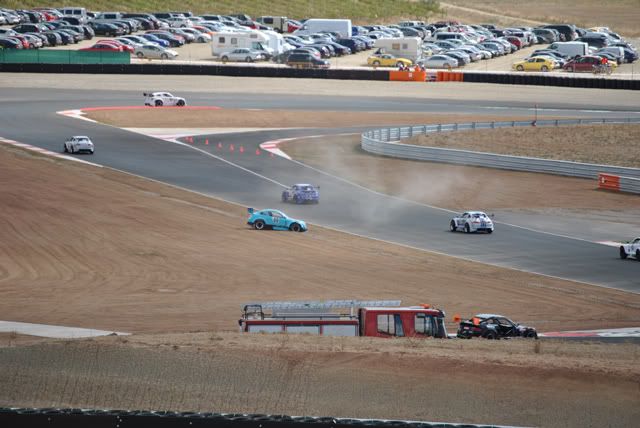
<box><xmin>134</xmin><ymin>44</ymin><xmax>179</xmax><ymax>60</ymax></box>
<box><xmin>64</xmin><ymin>136</ymin><xmax>94</xmax><ymax>154</ymax></box>
<box><xmin>220</xmin><ymin>48</ymin><xmax>265</xmax><ymax>63</ymax></box>
<box><xmin>421</xmin><ymin>54</ymin><xmax>459</xmax><ymax>69</ymax></box>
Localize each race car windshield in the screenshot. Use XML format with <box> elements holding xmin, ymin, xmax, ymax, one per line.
<box><xmin>472</xmin><ymin>214</ymin><xmax>486</xmax><ymax>218</ymax></box>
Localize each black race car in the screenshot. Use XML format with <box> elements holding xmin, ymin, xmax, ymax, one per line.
<box><xmin>457</xmin><ymin>314</ymin><xmax>537</xmax><ymax>339</ymax></box>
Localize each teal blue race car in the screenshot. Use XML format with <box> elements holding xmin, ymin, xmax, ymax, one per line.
<box><xmin>247</xmin><ymin>208</ymin><xmax>308</xmax><ymax>232</ymax></box>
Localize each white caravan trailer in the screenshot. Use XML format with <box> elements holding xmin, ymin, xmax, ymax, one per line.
<box><xmin>293</xmin><ymin>19</ymin><xmax>352</xmax><ymax>38</ymax></box>
<box><xmin>374</xmin><ymin>37</ymin><xmax>422</xmax><ymax>62</ymax></box>
<box><xmin>211</xmin><ymin>31</ymin><xmax>273</xmax><ymax>57</ymax></box>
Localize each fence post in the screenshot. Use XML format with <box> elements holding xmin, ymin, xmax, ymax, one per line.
<box><xmin>409</xmin><ymin>127</ymin><xmax>413</xmax><ymax>138</ymax></box>
<box><xmin>397</xmin><ymin>127</ymin><xmax>401</xmax><ymax>139</ymax></box>
<box><xmin>555</xmin><ymin>119</ymin><xmax>559</xmax><ymax>126</ymax></box>
<box><xmin>454</xmin><ymin>123</ymin><xmax>458</xmax><ymax>131</ymax></box>
<box><xmin>423</xmin><ymin>125</ymin><xmax>427</xmax><ymax>134</ymax></box>
<box><xmin>437</xmin><ymin>124</ymin><xmax>441</xmax><ymax>132</ymax></box>
<box><xmin>512</xmin><ymin>121</ymin><xmax>515</xmax><ymax>127</ymax></box>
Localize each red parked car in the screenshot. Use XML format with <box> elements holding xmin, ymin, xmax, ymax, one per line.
<box><xmin>505</xmin><ymin>36</ymin><xmax>524</xmax><ymax>49</ymax></box>
<box><xmin>96</xmin><ymin>39</ymin><xmax>134</xmax><ymax>53</ymax></box>
<box><xmin>79</xmin><ymin>43</ymin><xmax>123</xmax><ymax>52</ymax></box>
<box><xmin>563</xmin><ymin>55</ymin><xmax>605</xmax><ymax>72</ymax></box>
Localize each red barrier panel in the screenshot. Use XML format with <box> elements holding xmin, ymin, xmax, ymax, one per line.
<box><xmin>598</xmin><ymin>173</ymin><xmax>620</xmax><ymax>191</ymax></box>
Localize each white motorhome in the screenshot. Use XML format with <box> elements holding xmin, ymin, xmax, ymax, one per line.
<box><xmin>257</xmin><ymin>16</ymin><xmax>288</xmax><ymax>33</ymax></box>
<box><xmin>374</xmin><ymin>37</ymin><xmax>422</xmax><ymax>62</ymax></box>
<box><xmin>293</xmin><ymin>19</ymin><xmax>352</xmax><ymax>38</ymax></box>
<box><xmin>60</xmin><ymin>7</ymin><xmax>88</xmax><ymax>24</ymax></box>
<box><xmin>211</xmin><ymin>31</ymin><xmax>273</xmax><ymax>57</ymax></box>
<box><xmin>261</xmin><ymin>29</ymin><xmax>293</xmax><ymax>55</ymax></box>
<box><xmin>548</xmin><ymin>41</ymin><xmax>589</xmax><ymax>57</ymax></box>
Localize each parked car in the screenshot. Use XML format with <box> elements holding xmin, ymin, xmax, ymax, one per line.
<box><xmin>134</xmin><ymin>44</ymin><xmax>178</xmax><ymax>60</ymax></box>
<box><xmin>281</xmin><ymin>184</ymin><xmax>320</xmax><ymax>204</ymax></box>
<box><xmin>457</xmin><ymin>314</ymin><xmax>538</xmax><ymax>339</ymax></box>
<box><xmin>220</xmin><ymin>48</ymin><xmax>265</xmax><ymax>63</ymax></box>
<box><xmin>286</xmin><ymin>52</ymin><xmax>330</xmax><ymax>69</ymax></box>
<box><xmin>563</xmin><ymin>55</ymin><xmax>616</xmax><ymax>72</ymax></box>
<box><xmin>143</xmin><ymin>91</ymin><xmax>186</xmax><ymax>107</ymax></box>
<box><xmin>63</xmin><ymin>136</ymin><xmax>94</xmax><ymax>154</ymax></box>
<box><xmin>140</xmin><ymin>33</ymin><xmax>170</xmax><ymax>47</ymax></box>
<box><xmin>367</xmin><ymin>53</ymin><xmax>412</xmax><ymax>68</ymax></box>
<box><xmin>512</xmin><ymin>56</ymin><xmax>555</xmax><ymax>72</ymax></box>
<box><xmin>449</xmin><ymin>211</ymin><xmax>494</xmax><ymax>233</ymax></box>
<box><xmin>179</xmin><ymin>28</ymin><xmax>211</xmax><ymax>43</ymax></box>
<box><xmin>247</xmin><ymin>208</ymin><xmax>307</xmax><ymax>232</ymax></box>
<box><xmin>421</xmin><ymin>54</ymin><xmax>458</xmax><ymax>69</ymax></box>
<box><xmin>89</xmin><ymin>22</ymin><xmax>124</xmax><ymax>37</ymax></box>
<box><xmin>79</xmin><ymin>43</ymin><xmax>123</xmax><ymax>53</ymax></box>
<box><xmin>619</xmin><ymin>237</ymin><xmax>640</xmax><ymax>260</ymax></box>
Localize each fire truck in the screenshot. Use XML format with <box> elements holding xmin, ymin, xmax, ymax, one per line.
<box><xmin>239</xmin><ymin>300</ymin><xmax>448</xmax><ymax>338</ymax></box>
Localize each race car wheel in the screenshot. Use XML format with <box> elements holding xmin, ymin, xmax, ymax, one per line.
<box><xmin>487</xmin><ymin>228</ymin><xmax>493</xmax><ymax>234</ymax></box>
<box><xmin>177</xmin><ymin>99</ymin><xmax>185</xmax><ymax>107</ymax></box>
<box><xmin>636</xmin><ymin>249</ymin><xmax>640</xmax><ymax>261</ymax></box>
<box><xmin>619</xmin><ymin>247</ymin><xmax>627</xmax><ymax>259</ymax></box>
<box><xmin>450</xmin><ymin>221</ymin><xmax>456</xmax><ymax>232</ymax></box>
<box><xmin>294</xmin><ymin>196</ymin><xmax>301</xmax><ymax>204</ymax></box>
<box><xmin>155</xmin><ymin>100</ymin><xmax>163</xmax><ymax>107</ymax></box>
<box><xmin>485</xmin><ymin>331</ymin><xmax>497</xmax><ymax>340</ymax></box>
<box><xmin>525</xmin><ymin>331</ymin><xmax>537</xmax><ymax>338</ymax></box>
<box><xmin>254</xmin><ymin>220</ymin><xmax>265</xmax><ymax>230</ymax></box>
<box><xmin>464</xmin><ymin>224</ymin><xmax>470</xmax><ymax>233</ymax></box>
<box><xmin>290</xmin><ymin>223</ymin><xmax>302</xmax><ymax>232</ymax></box>
<box><xmin>63</xmin><ymin>144</ymin><xmax>68</xmax><ymax>153</ymax></box>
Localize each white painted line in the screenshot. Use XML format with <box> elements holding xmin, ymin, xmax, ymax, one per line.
<box><xmin>0</xmin><ymin>321</ymin><xmax>129</xmax><ymax>339</ymax></box>
<box><xmin>57</xmin><ymin>109</ymin><xmax>97</xmax><ymax>123</ymax></box>
<box><xmin>540</xmin><ymin>327</ymin><xmax>640</xmax><ymax>338</ymax></box>
<box><xmin>597</xmin><ymin>241</ymin><xmax>623</xmax><ymax>247</ymax></box>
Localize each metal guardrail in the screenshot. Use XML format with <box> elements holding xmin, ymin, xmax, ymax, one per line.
<box><xmin>0</xmin><ymin>408</ymin><xmax>527</xmax><ymax>428</ymax></box>
<box><xmin>620</xmin><ymin>176</ymin><xmax>640</xmax><ymax>194</ymax></box>
<box><xmin>361</xmin><ymin>118</ymin><xmax>640</xmax><ymax>183</ymax></box>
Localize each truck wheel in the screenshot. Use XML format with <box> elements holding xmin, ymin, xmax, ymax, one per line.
<box><xmin>619</xmin><ymin>247</ymin><xmax>627</xmax><ymax>259</ymax></box>
<box><xmin>290</xmin><ymin>223</ymin><xmax>302</xmax><ymax>232</ymax></box>
<box><xmin>254</xmin><ymin>220</ymin><xmax>265</xmax><ymax>230</ymax></box>
<box><xmin>450</xmin><ymin>221</ymin><xmax>456</xmax><ymax>232</ymax></box>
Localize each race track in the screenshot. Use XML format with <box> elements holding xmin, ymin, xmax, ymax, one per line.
<box><xmin>1</xmin><ymin>86</ymin><xmax>638</xmax><ymax>292</ymax></box>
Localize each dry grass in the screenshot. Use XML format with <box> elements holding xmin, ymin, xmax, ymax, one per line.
<box><xmin>404</xmin><ymin>124</ymin><xmax>640</xmax><ymax>168</ymax></box>
<box><xmin>441</xmin><ymin>0</ymin><xmax>640</xmax><ymax>37</ymax></box>
<box><xmin>0</xmin><ymin>333</ymin><xmax>638</xmax><ymax>427</ymax></box>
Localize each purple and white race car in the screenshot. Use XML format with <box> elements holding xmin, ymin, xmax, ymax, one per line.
<box><xmin>281</xmin><ymin>184</ymin><xmax>319</xmax><ymax>204</ymax></box>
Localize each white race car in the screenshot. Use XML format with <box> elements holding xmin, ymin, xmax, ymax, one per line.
<box><xmin>64</xmin><ymin>136</ymin><xmax>94</xmax><ymax>154</ymax></box>
<box><xmin>450</xmin><ymin>211</ymin><xmax>494</xmax><ymax>234</ymax></box>
<box><xmin>143</xmin><ymin>91</ymin><xmax>186</xmax><ymax>107</ymax></box>
<box><xmin>619</xmin><ymin>237</ymin><xmax>640</xmax><ymax>260</ymax></box>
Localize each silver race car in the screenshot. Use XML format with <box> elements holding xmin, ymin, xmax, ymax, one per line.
<box><xmin>64</xmin><ymin>136</ymin><xmax>94</xmax><ymax>154</ymax></box>
<box><xmin>143</xmin><ymin>91</ymin><xmax>186</xmax><ymax>107</ymax></box>
<box><xmin>450</xmin><ymin>211</ymin><xmax>494</xmax><ymax>233</ymax></box>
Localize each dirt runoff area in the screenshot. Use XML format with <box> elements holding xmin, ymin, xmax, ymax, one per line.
<box><xmin>0</xmin><ymin>332</ymin><xmax>639</xmax><ymax>428</ymax></box>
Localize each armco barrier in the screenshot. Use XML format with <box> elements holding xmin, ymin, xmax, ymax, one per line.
<box><xmin>361</xmin><ymin>119</ymin><xmax>640</xmax><ymax>188</ymax></box>
<box><xmin>599</xmin><ymin>174</ymin><xmax>640</xmax><ymax>194</ymax></box>
<box><xmin>0</xmin><ymin>408</ymin><xmax>522</xmax><ymax>428</ymax></box>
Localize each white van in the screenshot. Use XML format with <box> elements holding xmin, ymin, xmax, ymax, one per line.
<box><xmin>548</xmin><ymin>41</ymin><xmax>589</xmax><ymax>57</ymax></box>
<box><xmin>374</xmin><ymin>37</ymin><xmax>422</xmax><ymax>62</ymax></box>
<box><xmin>293</xmin><ymin>19</ymin><xmax>352</xmax><ymax>38</ymax></box>
<box><xmin>431</xmin><ymin>32</ymin><xmax>472</xmax><ymax>43</ymax></box>
<box><xmin>211</xmin><ymin>31</ymin><xmax>273</xmax><ymax>57</ymax></box>
<box><xmin>60</xmin><ymin>7</ymin><xmax>88</xmax><ymax>24</ymax></box>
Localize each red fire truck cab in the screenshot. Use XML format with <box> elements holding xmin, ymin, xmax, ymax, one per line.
<box><xmin>239</xmin><ymin>300</ymin><xmax>447</xmax><ymax>339</ymax></box>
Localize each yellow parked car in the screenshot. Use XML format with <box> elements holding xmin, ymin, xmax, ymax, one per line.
<box><xmin>367</xmin><ymin>54</ymin><xmax>413</xmax><ymax>68</ymax></box>
<box><xmin>512</xmin><ymin>56</ymin><xmax>555</xmax><ymax>72</ymax></box>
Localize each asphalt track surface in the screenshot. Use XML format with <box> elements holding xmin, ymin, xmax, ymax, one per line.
<box><xmin>1</xmin><ymin>88</ymin><xmax>638</xmax><ymax>292</ymax></box>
